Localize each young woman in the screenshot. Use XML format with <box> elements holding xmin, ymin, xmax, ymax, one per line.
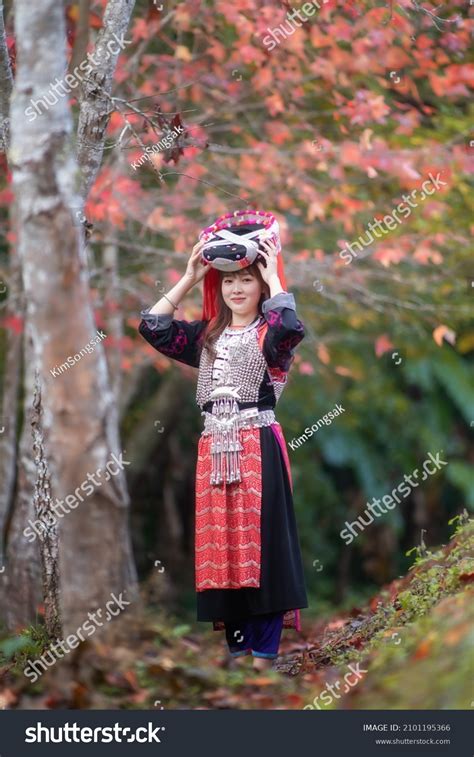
<box><xmin>138</xmin><ymin>211</ymin><xmax>308</xmax><ymax>671</ymax></box>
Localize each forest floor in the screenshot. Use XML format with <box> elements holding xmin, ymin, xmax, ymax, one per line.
<box><xmin>1</xmin><ymin>514</ymin><xmax>473</xmax><ymax>710</ymax></box>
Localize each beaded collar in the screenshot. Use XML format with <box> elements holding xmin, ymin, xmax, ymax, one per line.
<box><xmin>223</xmin><ymin>316</ymin><xmax>262</xmax><ymax>335</ymax></box>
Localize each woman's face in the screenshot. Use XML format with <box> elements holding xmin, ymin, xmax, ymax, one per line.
<box><xmin>221</xmin><ymin>269</ymin><xmax>263</xmax><ymax>318</ymax></box>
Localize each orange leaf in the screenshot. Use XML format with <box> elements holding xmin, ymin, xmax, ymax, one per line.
<box><xmin>207</xmin><ymin>40</ymin><xmax>226</xmax><ymax>63</ymax></box>
<box><xmin>413</xmin><ymin>638</ymin><xmax>432</xmax><ymax>660</ymax></box>
<box><xmin>175</xmin><ymin>45</ymin><xmax>192</xmax><ymax>62</ymax></box>
<box><xmin>246</xmin><ymin>676</ymin><xmax>274</xmax><ymax>686</ymax></box>
<box><xmin>433</xmin><ymin>325</ymin><xmax>456</xmax><ymax>347</ymax></box>
<box><xmin>264</xmin><ymin>93</ymin><xmax>285</xmax><ymax>116</ymax></box>
<box><xmin>335</xmin><ymin>365</ymin><xmax>356</xmax><ymax>378</ymax></box>
<box><xmin>444</xmin><ymin>624</ymin><xmax>470</xmax><ymax>646</ymax></box>
<box><xmin>131</xmin><ymin>18</ymin><xmax>151</xmax><ymax>43</ymax></box>
<box><xmin>317</xmin><ymin>344</ymin><xmax>331</xmax><ymax>365</ymax></box>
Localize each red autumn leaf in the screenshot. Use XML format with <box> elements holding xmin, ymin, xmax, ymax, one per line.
<box><xmin>1</xmin><ymin>315</ymin><xmax>24</xmax><ymax>335</ymax></box>
<box><xmin>375</xmin><ymin>334</ymin><xmax>394</xmax><ymax>357</ymax></box>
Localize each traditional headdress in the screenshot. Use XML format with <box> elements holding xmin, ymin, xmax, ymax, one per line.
<box><xmin>199</xmin><ymin>210</ymin><xmax>287</xmax><ymax>322</ymax></box>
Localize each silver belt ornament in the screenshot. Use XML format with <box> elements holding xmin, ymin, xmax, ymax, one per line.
<box><xmin>201</xmin><ymin>386</ymin><xmax>276</xmax><ymax>485</ymax></box>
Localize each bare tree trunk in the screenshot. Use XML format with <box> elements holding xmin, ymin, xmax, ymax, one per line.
<box><xmin>0</xmin><ymin>0</ymin><xmax>12</xmax><ymax>151</ymax></box>
<box><xmin>3</xmin><ymin>322</ymin><xmax>42</xmax><ymax>629</ymax></box>
<box><xmin>0</xmin><ymin>0</ymin><xmax>17</xmax><ymax>607</ymax></box>
<box><xmin>0</xmin><ymin>247</ymin><xmax>22</xmax><ymax>569</ymax></box>
<box><xmin>9</xmin><ymin>0</ymin><xmax>137</xmax><ymax>635</ymax></box>
<box><xmin>31</xmin><ymin>373</ymin><xmax>61</xmax><ymax>637</ymax></box>
<box><xmin>76</xmin><ymin>0</ymin><xmax>135</xmax><ymax>199</ymax></box>
<box><xmin>0</xmin><ymin>202</ymin><xmax>24</xmax><ymax>619</ymax></box>
<box><xmin>103</xmin><ymin>226</ymin><xmax>122</xmax><ymax>400</ymax></box>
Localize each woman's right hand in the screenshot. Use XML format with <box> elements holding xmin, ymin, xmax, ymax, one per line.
<box><xmin>184</xmin><ymin>239</ymin><xmax>210</xmax><ymax>285</ymax></box>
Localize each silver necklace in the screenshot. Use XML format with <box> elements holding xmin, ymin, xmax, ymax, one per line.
<box><xmin>224</xmin><ymin>316</ymin><xmax>261</xmax><ymax>335</ymax></box>
<box><xmin>216</xmin><ymin>317</ymin><xmax>261</xmax><ymax>372</ymax></box>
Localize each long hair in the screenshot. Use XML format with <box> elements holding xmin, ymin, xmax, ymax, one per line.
<box><xmin>201</xmin><ymin>263</ymin><xmax>270</xmax><ymax>361</ymax></box>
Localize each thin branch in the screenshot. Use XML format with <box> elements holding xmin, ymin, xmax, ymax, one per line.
<box><xmin>409</xmin><ymin>0</ymin><xmax>459</xmax><ymax>31</ymax></box>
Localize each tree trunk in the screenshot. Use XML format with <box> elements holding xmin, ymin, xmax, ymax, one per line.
<box><xmin>0</xmin><ymin>245</ymin><xmax>22</xmax><ymax>574</ymax></box>
<box><xmin>3</xmin><ymin>322</ymin><xmax>42</xmax><ymax>629</ymax></box>
<box><xmin>9</xmin><ymin>0</ymin><xmax>137</xmax><ymax>635</ymax></box>
<box><xmin>0</xmin><ymin>205</ymin><xmax>25</xmax><ymax>621</ymax></box>
<box><xmin>76</xmin><ymin>0</ymin><xmax>135</xmax><ymax>199</ymax></box>
<box><xmin>0</xmin><ymin>0</ymin><xmax>12</xmax><ymax>152</ymax></box>
<box><xmin>103</xmin><ymin>226</ymin><xmax>122</xmax><ymax>401</ymax></box>
<box><xmin>31</xmin><ymin>373</ymin><xmax>61</xmax><ymax>637</ymax></box>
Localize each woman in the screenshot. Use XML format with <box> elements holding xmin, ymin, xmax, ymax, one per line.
<box><xmin>138</xmin><ymin>211</ymin><xmax>308</xmax><ymax>671</ymax></box>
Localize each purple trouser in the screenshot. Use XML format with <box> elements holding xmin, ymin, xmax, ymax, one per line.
<box><xmin>224</xmin><ymin>611</ymin><xmax>285</xmax><ymax>659</ymax></box>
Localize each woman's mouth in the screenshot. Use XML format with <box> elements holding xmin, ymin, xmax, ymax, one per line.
<box><xmin>231</xmin><ymin>297</ymin><xmax>245</xmax><ymax>302</ymax></box>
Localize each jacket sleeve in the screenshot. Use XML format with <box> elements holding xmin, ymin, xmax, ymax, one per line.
<box><xmin>261</xmin><ymin>292</ymin><xmax>305</xmax><ymax>372</ymax></box>
<box><xmin>138</xmin><ymin>308</ymin><xmax>208</xmax><ymax>368</ymax></box>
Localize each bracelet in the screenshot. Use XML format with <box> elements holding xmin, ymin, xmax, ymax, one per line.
<box><xmin>163</xmin><ymin>293</ymin><xmax>179</xmax><ymax>310</ymax></box>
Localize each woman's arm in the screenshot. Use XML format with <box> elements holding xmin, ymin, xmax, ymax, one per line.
<box><xmin>256</xmin><ymin>239</ymin><xmax>305</xmax><ymax>371</ymax></box>
<box><xmin>148</xmin><ymin>239</ymin><xmax>208</xmax><ymax>315</ymax></box>
<box><xmin>147</xmin><ymin>274</ymin><xmax>194</xmax><ymax>316</ymax></box>
<box><xmin>139</xmin><ymin>311</ymin><xmax>208</xmax><ymax>368</ymax></box>
<box><xmin>138</xmin><ymin>240</ymin><xmax>210</xmax><ymax>367</ymax></box>
<box><xmin>261</xmin><ymin>291</ymin><xmax>305</xmax><ymax>372</ymax></box>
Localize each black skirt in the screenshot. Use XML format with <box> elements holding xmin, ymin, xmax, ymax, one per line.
<box><xmin>196</xmin><ymin>424</ymin><xmax>308</xmax><ymax>623</ymax></box>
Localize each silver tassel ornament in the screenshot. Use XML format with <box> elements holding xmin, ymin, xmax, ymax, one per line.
<box><xmin>209</xmin><ymin>392</ymin><xmax>243</xmax><ymax>485</ymax></box>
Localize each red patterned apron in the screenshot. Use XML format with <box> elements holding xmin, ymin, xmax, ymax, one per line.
<box><xmin>195</xmin><ymin>427</ymin><xmax>262</xmax><ymax>590</ymax></box>
<box><xmin>195</xmin><ymin>422</ymin><xmax>301</xmax><ymax>631</ymax></box>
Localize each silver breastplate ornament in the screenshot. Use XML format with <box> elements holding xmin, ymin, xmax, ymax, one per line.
<box><xmin>196</xmin><ymin>318</ymin><xmax>276</xmax><ymax>485</ymax></box>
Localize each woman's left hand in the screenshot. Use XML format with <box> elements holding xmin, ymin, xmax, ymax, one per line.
<box><xmin>256</xmin><ymin>238</ymin><xmax>280</xmax><ymax>284</ymax></box>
